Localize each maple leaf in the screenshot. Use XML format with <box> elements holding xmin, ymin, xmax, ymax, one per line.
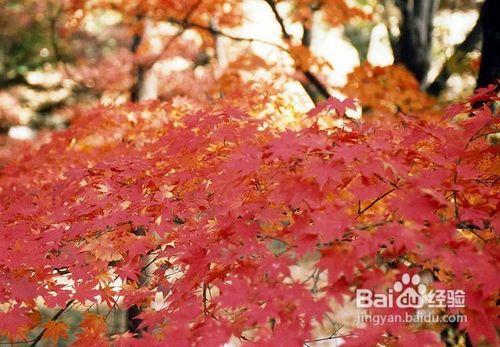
<box><xmin>307</xmin><ymin>208</ymin><xmax>351</xmax><ymax>242</ymax></box>
<box><xmin>216</xmin><ymin>278</ymin><xmax>250</xmax><ymax>308</ymax></box>
<box><xmin>394</xmin><ymin>328</ymin><xmax>441</xmax><ymax>347</ymax></box>
<box><xmin>223</xmin><ymin>144</ymin><xmax>262</xmax><ymax>177</ymax></box>
<box><xmin>6</xmin><ymin>276</ymin><xmax>41</xmax><ymax>304</ymax></box>
<box><xmin>119</xmin><ymin>261</ymin><xmax>143</xmax><ymax>283</ymax></box>
<box><xmin>79</xmin><ymin>313</ymin><xmax>107</xmax><ymax>335</ymax></box>
<box><xmin>0</xmin><ymin>308</ymin><xmax>34</xmax><ymax>342</ymax></box>
<box><xmin>307</xmin><ymin>96</ymin><xmax>357</xmax><ymax>118</ymax></box>
<box><xmin>43</xmin><ymin>321</ymin><xmax>69</xmax><ymax>344</ymax></box>
<box><xmin>467</xmin><ymin>83</ymin><xmax>498</xmax><ymax>104</ymax></box>
<box><xmin>303</xmin><ymin>156</ymin><xmax>343</xmax><ymax>189</ymax></box>
<box><xmin>342</xmin><ymin>326</ymin><xmax>385</xmax><ymax>346</ymax></box>
<box><xmin>461</xmin><ymin>105</ymin><xmax>494</xmax><ymax>137</ymax></box>
<box><xmin>442</xmin><ymin>102</ymin><xmax>466</xmax><ymax>120</ymax></box>
<box><xmin>267</xmin><ymin>130</ymin><xmax>303</xmax><ymax>160</ymax></box>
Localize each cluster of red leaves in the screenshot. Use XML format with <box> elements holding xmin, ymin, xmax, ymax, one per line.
<box><xmin>0</xmin><ymin>87</ymin><xmax>498</xmax><ymax>346</ymax></box>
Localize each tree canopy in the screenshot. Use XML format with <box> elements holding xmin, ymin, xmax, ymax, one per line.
<box><xmin>0</xmin><ymin>0</ymin><xmax>498</xmax><ymax>346</ymax></box>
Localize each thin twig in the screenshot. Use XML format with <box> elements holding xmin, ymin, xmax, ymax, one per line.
<box><xmin>356</xmin><ymin>188</ymin><xmax>396</xmax><ymax>218</ymax></box>
<box><xmin>0</xmin><ymin>339</ymin><xmax>36</xmax><ymax>345</ymax></box>
<box><xmin>301</xmin><ymin>268</ymin><xmax>318</xmax><ymax>285</ymax></box>
<box><xmin>303</xmin><ymin>333</ymin><xmax>356</xmax><ymax>345</ymax></box>
<box><xmin>263</xmin><ymin>0</ymin><xmax>291</xmax><ymax>40</ymax></box>
<box><xmin>30</xmin><ymin>300</ymin><xmax>75</xmax><ymax>347</ymax></box>
<box><xmin>168</xmin><ymin>18</ymin><xmax>288</xmax><ymax>52</ymax></box>
<box><xmin>262</xmin><ymin>0</ymin><xmax>330</xmax><ymax>101</ymax></box>
<box><xmin>457</xmin><ymin>222</ymin><xmax>489</xmax><ymax>243</ymax></box>
<box><xmin>146</xmin><ymin>0</ymin><xmax>205</xmax><ymax>69</ymax></box>
<box><xmin>142</xmin><ymin>253</ymin><xmax>161</xmax><ymax>271</ymax></box>
<box><xmin>202</xmin><ymin>283</ymin><xmax>208</xmax><ymax>316</ymax></box>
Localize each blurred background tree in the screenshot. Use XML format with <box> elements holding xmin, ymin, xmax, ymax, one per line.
<box><xmin>0</xmin><ymin>0</ymin><xmax>495</xmax><ymax>141</ymax></box>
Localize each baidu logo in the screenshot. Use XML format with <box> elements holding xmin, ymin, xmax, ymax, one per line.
<box><xmin>355</xmin><ymin>273</ymin><xmax>465</xmax><ymax>309</ymax></box>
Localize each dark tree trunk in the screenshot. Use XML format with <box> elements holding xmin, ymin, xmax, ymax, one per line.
<box><xmin>126</xmin><ymin>304</ymin><xmax>144</xmax><ymax>334</ymax></box>
<box><xmin>126</xmin><ymin>225</ymin><xmax>147</xmax><ymax>337</ymax></box>
<box><xmin>130</xmin><ymin>27</ymin><xmax>145</xmax><ymax>103</ymax></box>
<box><xmin>477</xmin><ymin>0</ymin><xmax>500</xmax><ymax>88</ymax></box>
<box><xmin>302</xmin><ymin>24</ymin><xmax>312</xmax><ymax>47</ymax></box>
<box><xmin>128</xmin><ymin>25</ymin><xmax>149</xmax><ymax>336</ymax></box>
<box><xmin>427</xmin><ymin>18</ymin><xmax>482</xmax><ymax>96</ymax></box>
<box><xmin>394</xmin><ymin>0</ymin><xmax>440</xmax><ymax>84</ymax></box>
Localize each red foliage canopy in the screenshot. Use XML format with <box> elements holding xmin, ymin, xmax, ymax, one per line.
<box><xmin>0</xmin><ymin>86</ymin><xmax>498</xmax><ymax>345</ymax></box>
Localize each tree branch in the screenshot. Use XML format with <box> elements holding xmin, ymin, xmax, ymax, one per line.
<box><xmin>356</xmin><ymin>188</ymin><xmax>397</xmax><ymax>218</ymax></box>
<box><xmin>304</xmin><ymin>333</ymin><xmax>356</xmax><ymax>345</ymax></box>
<box><xmin>169</xmin><ymin>18</ymin><xmax>330</xmax><ymax>102</ymax></box>
<box><xmin>303</xmin><ymin>70</ymin><xmax>329</xmax><ymax>100</ymax></box>
<box><xmin>262</xmin><ymin>0</ymin><xmax>330</xmax><ymax>102</ymax></box>
<box><xmin>159</xmin><ymin>0</ymin><xmax>330</xmax><ymax>104</ymax></box>
<box><xmin>132</xmin><ymin>1</ymin><xmax>204</xmax><ymax>101</ymax></box>
<box><xmin>29</xmin><ymin>300</ymin><xmax>75</xmax><ymax>347</ymax></box>
<box><xmin>167</xmin><ymin>18</ymin><xmax>288</xmax><ymax>52</ymax></box>
<box><xmin>149</xmin><ymin>0</ymin><xmax>205</xmax><ymax>67</ymax></box>
<box><xmin>263</xmin><ymin>0</ymin><xmax>291</xmax><ymax>40</ymax></box>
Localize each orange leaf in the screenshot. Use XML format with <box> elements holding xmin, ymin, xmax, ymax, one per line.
<box><xmin>43</xmin><ymin>321</ymin><xmax>68</xmax><ymax>343</ymax></box>
<box><xmin>80</xmin><ymin>313</ymin><xmax>107</xmax><ymax>334</ymax></box>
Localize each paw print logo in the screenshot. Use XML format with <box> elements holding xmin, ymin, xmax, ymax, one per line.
<box><xmin>394</xmin><ymin>273</ymin><xmax>426</xmax><ymax>309</ymax></box>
